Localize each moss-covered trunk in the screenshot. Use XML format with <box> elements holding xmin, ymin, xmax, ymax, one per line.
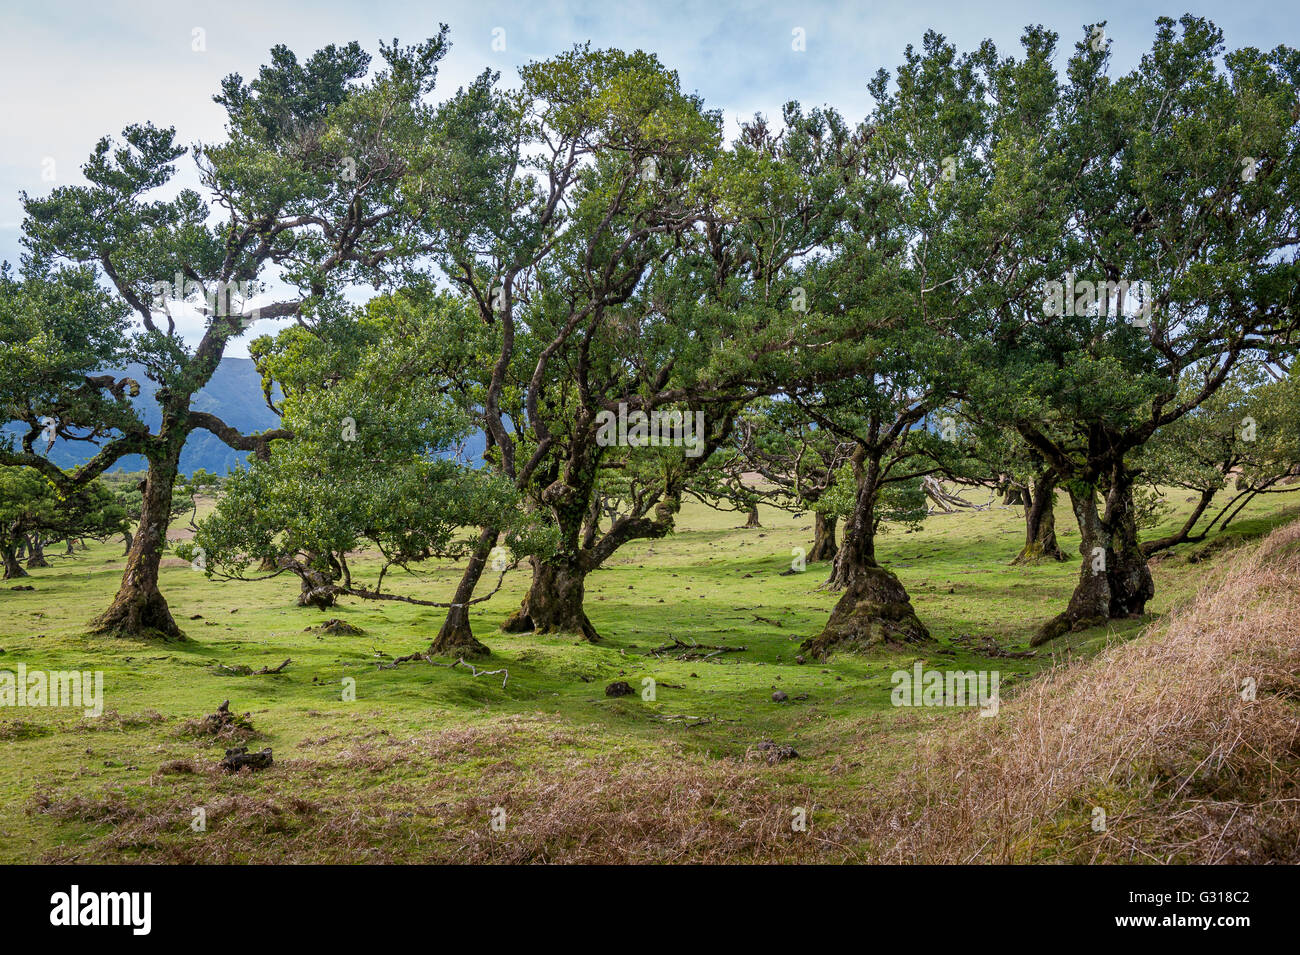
<box><xmin>1011</xmin><ymin>472</ymin><xmax>1067</xmax><ymax>564</ymax></box>
<box><xmin>503</xmin><ymin>555</ymin><xmax>597</xmax><ymax>642</ymax></box>
<box><xmin>89</xmin><ymin>445</ymin><xmax>183</xmax><ymax>639</ymax></box>
<box><xmin>1032</xmin><ymin>473</ymin><xmax>1153</xmax><ymax>645</ymax></box>
<box><xmin>809</xmin><ymin>448</ymin><xmax>928</xmax><ymax>657</ymax></box>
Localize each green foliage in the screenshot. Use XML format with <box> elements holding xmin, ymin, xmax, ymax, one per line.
<box><xmin>189</xmin><ymin>292</ymin><xmax>518</xmax><ymax>592</ymax></box>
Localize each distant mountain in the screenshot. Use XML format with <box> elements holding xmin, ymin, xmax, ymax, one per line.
<box><xmin>5</xmin><ymin>357</ymin><xmax>486</xmax><ymax>476</ymax></box>
<box><xmin>3</xmin><ymin>358</ymin><xmax>280</xmax><ymax>475</ymax></box>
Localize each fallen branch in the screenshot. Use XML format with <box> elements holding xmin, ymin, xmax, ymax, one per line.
<box><xmin>448</xmin><ymin>657</ymin><xmax>509</xmax><ymax>688</ymax></box>
<box><xmin>213</xmin><ymin>658</ymin><xmax>291</xmax><ymax>676</ymax></box>
<box><xmin>650</xmin><ymin>637</ymin><xmax>747</xmax><ymax>661</ymax></box>
<box><xmin>655</xmin><ymin>713</ymin><xmax>741</xmax><ymax>727</ymax></box>
<box><xmin>380</xmin><ymin>652</ymin><xmax>509</xmax><ymax>688</ymax></box>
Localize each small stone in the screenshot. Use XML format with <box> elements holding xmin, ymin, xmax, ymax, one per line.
<box><xmin>605</xmin><ymin>681</ymin><xmax>634</xmax><ymax>697</ymax></box>
<box><xmin>795</xmin><ymin>654</ymin><xmax>805</xmax><ymax>664</ymax></box>
<box><xmin>771</xmin><ymin>690</ymin><xmax>788</xmax><ymax>703</ymax></box>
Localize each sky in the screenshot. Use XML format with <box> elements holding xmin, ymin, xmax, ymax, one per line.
<box><xmin>1</xmin><ymin>0</ymin><xmax>1296</xmax><ymax>355</ymax></box>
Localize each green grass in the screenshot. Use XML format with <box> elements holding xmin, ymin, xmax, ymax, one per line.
<box><xmin>1</xmin><ymin>488</ymin><xmax>1296</xmax><ymax>862</ymax></box>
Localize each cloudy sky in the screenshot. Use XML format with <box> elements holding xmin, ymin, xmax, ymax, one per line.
<box><xmin>1</xmin><ymin>0</ymin><xmax>1294</xmax><ymax>354</ymax></box>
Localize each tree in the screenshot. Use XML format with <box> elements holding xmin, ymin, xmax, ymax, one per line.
<box><xmin>789</xmin><ymin>31</ymin><xmax>1000</xmax><ymax>658</ymax></box>
<box><xmin>961</xmin><ymin>416</ymin><xmax>1069</xmax><ymax>563</ymax></box>
<box><xmin>424</xmin><ymin>47</ymin><xmax>745</xmax><ymax>645</ymax></box>
<box><xmin>185</xmin><ymin>290</ymin><xmax>519</xmax><ymax>654</ymax></box>
<box><xmin>0</xmin><ymin>34</ymin><xmax>458</xmax><ymax>638</ymax></box>
<box><xmin>970</xmin><ymin>17</ymin><xmax>1300</xmax><ymax>644</ymax></box>
<box><xmin>0</xmin><ymin>468</ymin><xmax>125</xmax><ymax>579</ymax></box>
<box><xmin>1138</xmin><ymin>364</ymin><xmax>1300</xmax><ymax>551</ymax></box>
<box><xmin>707</xmin><ymin>398</ymin><xmax>854</xmax><ymax>561</ymax></box>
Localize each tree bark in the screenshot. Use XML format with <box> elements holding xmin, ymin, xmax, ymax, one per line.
<box><xmin>2</xmin><ymin>542</ymin><xmax>29</xmax><ymax>579</ymax></box>
<box><xmin>809</xmin><ymin>512</ymin><xmax>838</xmax><ymax>562</ymax></box>
<box><xmin>121</xmin><ymin>530</ymin><xmax>133</xmax><ymax>555</ymax></box>
<box><xmin>744</xmin><ymin>503</ymin><xmax>761</xmax><ymax>527</ymax></box>
<box><xmin>1011</xmin><ymin>472</ymin><xmax>1067</xmax><ymax>564</ymax></box>
<box><xmin>25</xmin><ymin>535</ymin><xmax>49</xmax><ymax>569</ymax></box>
<box><xmin>88</xmin><ymin>447</ymin><xmax>183</xmax><ymax>639</ymax></box>
<box><xmin>429</xmin><ymin>527</ymin><xmax>495</xmax><ymax>657</ymax></box>
<box><xmin>1032</xmin><ymin>474</ymin><xmax>1153</xmax><ymax>645</ymax></box>
<box><xmin>503</xmin><ymin>555</ymin><xmax>598</xmax><ymax>642</ymax></box>
<box><xmin>808</xmin><ymin>449</ymin><xmax>928</xmax><ymax>657</ymax></box>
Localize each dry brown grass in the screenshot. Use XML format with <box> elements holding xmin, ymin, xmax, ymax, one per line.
<box><xmin>862</xmin><ymin>520</ymin><xmax>1300</xmax><ymax>863</ymax></box>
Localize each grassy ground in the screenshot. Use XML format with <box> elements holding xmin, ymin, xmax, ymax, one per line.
<box><xmin>1</xmin><ymin>487</ymin><xmax>1296</xmax><ymax>862</ymax></box>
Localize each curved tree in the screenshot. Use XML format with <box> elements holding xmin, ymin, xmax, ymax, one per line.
<box><xmin>0</xmin><ymin>34</ymin><xmax>460</xmax><ymax>638</ymax></box>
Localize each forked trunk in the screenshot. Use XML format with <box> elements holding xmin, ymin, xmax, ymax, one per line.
<box><xmin>25</xmin><ymin>535</ymin><xmax>49</xmax><ymax>569</ymax></box>
<box><xmin>430</xmin><ymin>527</ymin><xmax>495</xmax><ymax>657</ymax></box>
<box><xmin>503</xmin><ymin>556</ymin><xmax>598</xmax><ymax>642</ymax></box>
<box><xmin>89</xmin><ymin>449</ymin><xmax>183</xmax><ymax>639</ymax></box>
<box><xmin>1032</xmin><ymin>476</ymin><xmax>1153</xmax><ymax>645</ymax></box>
<box><xmin>1011</xmin><ymin>473</ymin><xmax>1067</xmax><ymax>564</ymax></box>
<box><xmin>809</xmin><ymin>512</ymin><xmax>838</xmax><ymax>562</ymax></box>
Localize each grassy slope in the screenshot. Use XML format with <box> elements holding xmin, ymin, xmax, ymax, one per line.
<box><xmin>0</xmin><ymin>488</ymin><xmax>1295</xmax><ymax>862</ymax></box>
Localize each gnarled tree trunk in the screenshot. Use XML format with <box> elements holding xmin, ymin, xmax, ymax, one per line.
<box><xmin>2</xmin><ymin>541</ymin><xmax>28</xmax><ymax>579</ymax></box>
<box><xmin>503</xmin><ymin>555</ymin><xmax>597</xmax><ymax>642</ymax></box>
<box><xmin>1032</xmin><ymin>474</ymin><xmax>1153</xmax><ymax>645</ymax></box>
<box><xmin>89</xmin><ymin>447</ymin><xmax>183</xmax><ymax>639</ymax></box>
<box><xmin>809</xmin><ymin>512</ymin><xmax>838</xmax><ymax>562</ymax></box>
<box><xmin>744</xmin><ymin>503</ymin><xmax>761</xmax><ymax>527</ymax></box>
<box><xmin>25</xmin><ymin>534</ymin><xmax>49</xmax><ymax>569</ymax></box>
<box><xmin>1011</xmin><ymin>472</ymin><xmax>1067</xmax><ymax>564</ymax></box>
<box><xmin>806</xmin><ymin>449</ymin><xmax>928</xmax><ymax>658</ymax></box>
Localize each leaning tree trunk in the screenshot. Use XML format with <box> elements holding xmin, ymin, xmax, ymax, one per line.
<box><xmin>1032</xmin><ymin>475</ymin><xmax>1153</xmax><ymax>646</ymax></box>
<box><xmin>25</xmin><ymin>535</ymin><xmax>49</xmax><ymax>569</ymax></box>
<box><xmin>89</xmin><ymin>447</ymin><xmax>183</xmax><ymax>639</ymax></box>
<box><xmin>744</xmin><ymin>503</ymin><xmax>761</xmax><ymax>527</ymax></box>
<box><xmin>809</xmin><ymin>512</ymin><xmax>838</xmax><ymax>562</ymax></box>
<box><xmin>430</xmin><ymin>527</ymin><xmax>496</xmax><ymax>657</ymax></box>
<box><xmin>2</xmin><ymin>542</ymin><xmax>29</xmax><ymax>579</ymax></box>
<box><xmin>1011</xmin><ymin>473</ymin><xmax>1067</xmax><ymax>564</ymax></box>
<box><xmin>804</xmin><ymin>456</ymin><xmax>928</xmax><ymax>658</ymax></box>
